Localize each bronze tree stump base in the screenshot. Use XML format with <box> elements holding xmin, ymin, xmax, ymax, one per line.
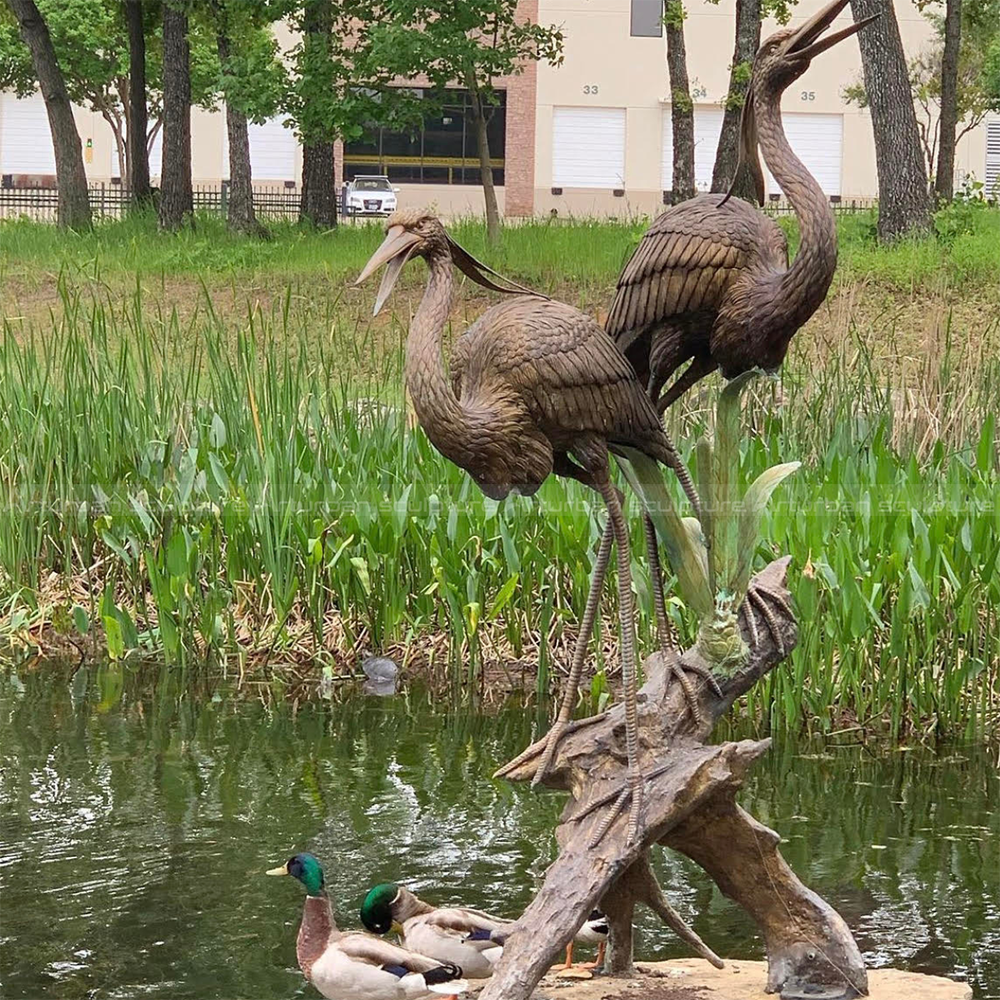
<box><xmin>482</xmin><ymin>558</ymin><xmax>868</xmax><ymax>1000</ymax></box>
<box><xmin>475</xmin><ymin>961</ymin><xmax>970</xmax><ymax>1000</ymax></box>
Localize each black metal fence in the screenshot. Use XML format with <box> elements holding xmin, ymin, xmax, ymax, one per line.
<box><xmin>763</xmin><ymin>196</ymin><xmax>876</xmax><ymax>216</ymax></box>
<box><xmin>0</xmin><ymin>182</ymin><xmax>878</xmax><ymax>224</ymax></box>
<box><xmin>0</xmin><ymin>183</ymin><xmax>304</xmax><ymax>222</ymax></box>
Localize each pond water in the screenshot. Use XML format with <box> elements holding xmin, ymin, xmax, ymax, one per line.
<box><xmin>1</xmin><ymin>665</ymin><xmax>998</xmax><ymax>999</ymax></box>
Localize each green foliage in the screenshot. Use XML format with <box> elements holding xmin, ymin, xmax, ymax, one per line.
<box><xmin>761</xmin><ymin>0</ymin><xmax>796</xmax><ymax>25</ymax></box>
<box><xmin>722</xmin><ymin>60</ymin><xmax>753</xmax><ymax>111</ymax></box>
<box><xmin>934</xmin><ymin>176</ymin><xmax>1000</xmax><ymax>242</ymax></box>
<box><xmin>0</xmin><ymin>0</ymin><xmax>287</xmax><ymax>177</ymax></box>
<box><xmin>662</xmin><ymin>1</ymin><xmax>685</xmax><ymax>29</ymax></box>
<box><xmin>672</xmin><ymin>89</ymin><xmax>694</xmax><ymax>113</ymax></box>
<box><xmin>282</xmin><ymin>0</ymin><xmax>438</xmax><ymax>149</ymax></box>
<box><xmin>0</xmin><ymin>213</ymin><xmax>997</xmax><ymax>737</ymax></box>
<box><xmin>203</xmin><ymin>0</ymin><xmax>288</xmax><ymax>124</ymax></box>
<box><xmin>843</xmin><ymin>0</ymin><xmax>1000</xmax><ymax>184</ymax></box>
<box><xmin>373</xmin><ymin>0</ymin><xmax>564</xmax><ymax>94</ymax></box>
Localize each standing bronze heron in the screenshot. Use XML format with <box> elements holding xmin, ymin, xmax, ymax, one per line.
<box><xmin>606</xmin><ymin>0</ymin><xmax>875</xmax><ymax>648</ymax></box>
<box><xmin>356</xmin><ymin>210</ymin><xmax>704</xmax><ymax>843</ymax></box>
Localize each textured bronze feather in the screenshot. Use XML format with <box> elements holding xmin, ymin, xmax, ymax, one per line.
<box><xmin>607</xmin><ymin>0</ymin><xmax>869</xmax><ymax>412</ymax></box>
<box><xmin>357</xmin><ymin>210</ymin><xmax>707</xmax><ymax>848</ymax></box>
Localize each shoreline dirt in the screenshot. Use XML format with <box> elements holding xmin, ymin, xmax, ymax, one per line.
<box><xmin>477</xmin><ymin>959</ymin><xmax>974</xmax><ymax>1000</ymax></box>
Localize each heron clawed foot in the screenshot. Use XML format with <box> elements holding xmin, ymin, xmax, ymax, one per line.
<box><xmin>583</xmin><ymin>764</ymin><xmax>645</xmax><ymax>848</ymax></box>
<box><xmin>667</xmin><ymin>658</ymin><xmax>723</xmax><ymax>727</ymax></box>
<box><xmin>493</xmin><ymin>720</ymin><xmax>567</xmax><ymax>784</ymax></box>
<box><xmin>739</xmin><ymin>582</ymin><xmax>793</xmax><ymax>655</ymax></box>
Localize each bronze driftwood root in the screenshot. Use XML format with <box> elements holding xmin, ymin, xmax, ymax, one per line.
<box><xmin>481</xmin><ymin>558</ymin><xmax>868</xmax><ymax>1000</ymax></box>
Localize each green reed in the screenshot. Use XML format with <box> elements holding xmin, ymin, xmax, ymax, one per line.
<box><xmin>1</xmin><ymin>223</ymin><xmax>998</xmax><ymax>739</ymax></box>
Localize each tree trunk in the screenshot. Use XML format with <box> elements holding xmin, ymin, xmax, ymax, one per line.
<box><xmin>158</xmin><ymin>1</ymin><xmax>193</xmax><ymax>230</ymax></box>
<box><xmin>711</xmin><ymin>0</ymin><xmax>762</xmax><ymax>201</ymax></box>
<box><xmin>935</xmin><ymin>0</ymin><xmax>962</xmax><ymax>202</ymax></box>
<box><xmin>6</xmin><ymin>0</ymin><xmax>91</xmax><ymax>229</ymax></box>
<box><xmin>467</xmin><ymin>74</ymin><xmax>501</xmax><ymax>244</ymax></box>
<box><xmin>480</xmin><ymin>558</ymin><xmax>869</xmax><ymax>1000</ymax></box>
<box><xmin>216</xmin><ymin>24</ymin><xmax>266</xmax><ymax>236</ymax></box>
<box><xmin>298</xmin><ymin>0</ymin><xmax>337</xmax><ymax>228</ymax></box>
<box><xmin>300</xmin><ymin>142</ymin><xmax>337</xmax><ymax>227</ymax></box>
<box><xmin>850</xmin><ymin>0</ymin><xmax>932</xmax><ymax>240</ymax></box>
<box><xmin>101</xmin><ymin>109</ymin><xmax>127</xmax><ymax>184</ymax></box>
<box><xmin>124</xmin><ymin>0</ymin><xmax>152</xmax><ymax>207</ymax></box>
<box><xmin>665</xmin><ymin>2</ymin><xmax>695</xmax><ymax>203</ymax></box>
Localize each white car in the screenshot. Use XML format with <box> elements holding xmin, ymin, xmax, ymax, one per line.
<box><xmin>346</xmin><ymin>175</ymin><xmax>399</xmax><ymax>216</ymax></box>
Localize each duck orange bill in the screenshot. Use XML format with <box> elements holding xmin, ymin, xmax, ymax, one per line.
<box><xmin>265</xmin><ymin>865</ymin><xmax>290</xmax><ymax>876</ymax></box>
<box><xmin>355</xmin><ymin>225</ymin><xmax>422</xmax><ymax>316</ymax></box>
<box><xmin>785</xmin><ymin>0</ymin><xmax>878</xmax><ymax>60</ymax></box>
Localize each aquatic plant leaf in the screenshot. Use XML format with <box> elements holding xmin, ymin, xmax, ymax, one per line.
<box><xmin>695</xmin><ymin>435</ymin><xmax>716</xmax><ymax>593</ymax></box>
<box><xmin>488</xmin><ymin>574</ymin><xmax>519</xmax><ymax>620</ymax></box>
<box><xmin>731</xmin><ymin>462</ymin><xmax>801</xmax><ymax>596</ymax></box>
<box><xmin>72</xmin><ymin>605</ymin><xmax>89</xmax><ymax>635</ymax></box>
<box><xmin>907</xmin><ymin>560</ymin><xmax>930</xmax><ymax>616</ymax></box>
<box><xmin>350</xmin><ymin>556</ymin><xmax>372</xmax><ymax>596</ymax></box>
<box><xmin>713</xmin><ymin>369</ymin><xmax>762</xmax><ymax>598</ymax></box>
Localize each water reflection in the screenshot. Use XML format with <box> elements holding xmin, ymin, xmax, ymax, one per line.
<box><xmin>1</xmin><ymin>665</ymin><xmax>996</xmax><ymax>999</ymax></box>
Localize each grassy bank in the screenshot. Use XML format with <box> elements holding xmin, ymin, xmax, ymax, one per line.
<box><xmin>1</xmin><ymin>207</ymin><xmax>998</xmax><ymax>739</ymax></box>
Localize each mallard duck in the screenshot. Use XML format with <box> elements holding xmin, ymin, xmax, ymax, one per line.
<box><xmin>360</xmin><ymin>883</ymin><xmax>512</xmax><ymax>980</ymax></box>
<box><xmin>267</xmin><ymin>854</ymin><xmax>468</xmax><ymax>1000</ymax></box>
<box><xmin>563</xmin><ymin>909</ymin><xmax>609</xmax><ymax>970</ymax></box>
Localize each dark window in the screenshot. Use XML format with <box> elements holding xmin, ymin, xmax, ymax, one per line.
<box><xmin>344</xmin><ymin>88</ymin><xmax>506</xmax><ymax>185</ymax></box>
<box><xmin>631</xmin><ymin>0</ymin><xmax>662</xmax><ymax>37</ymax></box>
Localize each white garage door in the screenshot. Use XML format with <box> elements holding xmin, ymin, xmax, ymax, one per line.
<box><xmin>553</xmin><ymin>107</ymin><xmax>626</xmax><ymax>188</ymax></box>
<box><xmin>986</xmin><ymin>120</ymin><xmax>1000</xmax><ymax>195</ymax></box>
<box><xmin>767</xmin><ymin>113</ymin><xmax>843</xmax><ymax>197</ymax></box>
<box><xmin>222</xmin><ymin>114</ymin><xmax>297</xmax><ymax>182</ymax></box>
<box><xmin>0</xmin><ymin>92</ymin><xmax>56</xmax><ymax>174</ymax></box>
<box><xmin>148</xmin><ymin>126</ymin><xmax>163</xmax><ymax>180</ymax></box>
<box><xmin>661</xmin><ymin>106</ymin><xmax>724</xmax><ymax>191</ymax></box>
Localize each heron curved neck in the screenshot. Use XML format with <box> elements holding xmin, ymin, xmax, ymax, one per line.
<box><xmin>404</xmin><ymin>253</ymin><xmax>474</xmax><ymax>465</ymax></box>
<box><xmin>754</xmin><ymin>86</ymin><xmax>837</xmax><ymax>326</ymax></box>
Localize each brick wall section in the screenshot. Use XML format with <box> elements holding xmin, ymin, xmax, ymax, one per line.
<box><xmin>504</xmin><ymin>0</ymin><xmax>539</xmax><ymax>217</ymax></box>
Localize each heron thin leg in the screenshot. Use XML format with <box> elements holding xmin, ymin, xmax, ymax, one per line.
<box><xmin>587</xmin><ymin>475</ymin><xmax>643</xmax><ymax>847</ymax></box>
<box><xmin>643</xmin><ymin>515</ymin><xmax>721</xmax><ymax>728</ymax></box>
<box><xmin>494</xmin><ymin>520</ymin><xmax>613</xmax><ymax>781</ymax></box>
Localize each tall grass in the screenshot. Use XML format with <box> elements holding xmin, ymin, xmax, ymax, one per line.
<box><xmin>1</xmin><ymin>263</ymin><xmax>997</xmax><ymax>739</ymax></box>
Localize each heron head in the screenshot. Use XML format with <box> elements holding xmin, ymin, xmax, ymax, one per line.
<box><xmin>722</xmin><ymin>0</ymin><xmax>876</xmax><ymax>207</ymax></box>
<box><xmin>751</xmin><ymin>0</ymin><xmax>876</xmax><ymax>93</ymax></box>
<box><xmin>354</xmin><ymin>210</ymin><xmax>451</xmax><ymax>315</ymax></box>
<box><xmin>354</xmin><ymin>210</ymin><xmax>544</xmax><ymax>316</ymax></box>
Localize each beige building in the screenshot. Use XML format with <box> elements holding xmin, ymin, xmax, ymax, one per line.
<box><xmin>1</xmin><ymin>0</ymin><xmax>997</xmax><ymax>217</ymax></box>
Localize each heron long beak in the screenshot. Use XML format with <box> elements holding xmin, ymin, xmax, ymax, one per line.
<box><xmin>265</xmin><ymin>864</ymin><xmax>290</xmax><ymax>876</ymax></box>
<box><xmin>355</xmin><ymin>225</ymin><xmax>422</xmax><ymax>316</ymax></box>
<box><xmin>785</xmin><ymin>0</ymin><xmax>877</xmax><ymax>60</ymax></box>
